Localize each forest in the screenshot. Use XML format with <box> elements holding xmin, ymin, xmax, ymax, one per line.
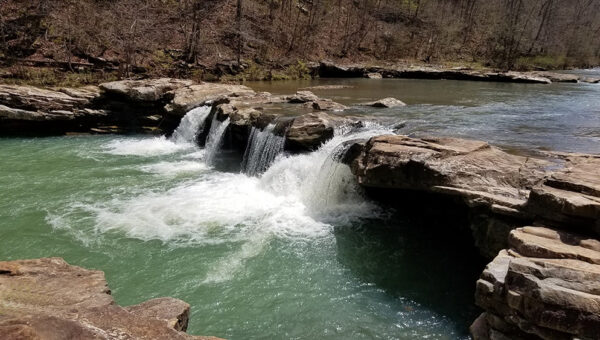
<box><xmin>1</xmin><ymin>0</ymin><xmax>600</xmax><ymax>81</ymax></box>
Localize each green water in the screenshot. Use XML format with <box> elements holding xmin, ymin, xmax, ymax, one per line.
<box><xmin>2</xmin><ymin>76</ymin><xmax>598</xmax><ymax>339</ymax></box>
<box><xmin>0</xmin><ymin>134</ymin><xmax>480</xmax><ymax>339</ymax></box>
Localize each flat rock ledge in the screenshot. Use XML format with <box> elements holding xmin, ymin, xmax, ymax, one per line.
<box><xmin>350</xmin><ymin>135</ymin><xmax>600</xmax><ymax>258</ymax></box>
<box><xmin>0</xmin><ymin>80</ymin><xmax>350</xmax><ymax>146</ymax></box>
<box><xmin>471</xmin><ymin>226</ymin><xmax>600</xmax><ymax>339</ymax></box>
<box><xmin>319</xmin><ymin>61</ymin><xmax>600</xmax><ymax>84</ymax></box>
<box><xmin>0</xmin><ymin>257</ymin><xmax>221</xmax><ymax>340</ymax></box>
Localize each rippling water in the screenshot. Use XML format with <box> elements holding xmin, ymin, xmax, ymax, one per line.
<box><xmin>0</xmin><ymin>76</ymin><xmax>598</xmax><ymax>339</ymax></box>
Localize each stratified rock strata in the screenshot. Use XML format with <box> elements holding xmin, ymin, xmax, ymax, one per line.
<box><xmin>0</xmin><ymin>257</ymin><xmax>220</xmax><ymax>340</ymax></box>
<box><xmin>472</xmin><ymin>227</ymin><xmax>600</xmax><ymax>339</ymax></box>
<box><xmin>350</xmin><ymin>135</ymin><xmax>600</xmax><ymax>257</ymax></box>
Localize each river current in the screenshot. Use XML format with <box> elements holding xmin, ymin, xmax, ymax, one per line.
<box><xmin>1</xmin><ymin>73</ymin><xmax>599</xmax><ymax>339</ymax></box>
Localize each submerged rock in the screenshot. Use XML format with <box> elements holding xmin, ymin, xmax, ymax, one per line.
<box><xmin>361</xmin><ymin>97</ymin><xmax>406</xmax><ymax>108</ymax></box>
<box><xmin>472</xmin><ymin>226</ymin><xmax>600</xmax><ymax>340</ymax></box>
<box><xmin>0</xmin><ymin>257</ymin><xmax>220</xmax><ymax>339</ymax></box>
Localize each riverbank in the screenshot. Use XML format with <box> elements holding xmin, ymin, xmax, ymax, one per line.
<box><xmin>1</xmin><ymin>78</ymin><xmax>599</xmax><ymax>339</ymax></box>
<box><xmin>2</xmin><ymin>61</ymin><xmax>599</xmax><ymax>89</ymax></box>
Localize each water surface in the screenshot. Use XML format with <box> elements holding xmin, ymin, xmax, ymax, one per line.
<box><xmin>1</xmin><ymin>77</ymin><xmax>599</xmax><ymax>339</ymax></box>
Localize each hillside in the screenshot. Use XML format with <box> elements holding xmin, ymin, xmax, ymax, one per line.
<box><xmin>1</xmin><ymin>0</ymin><xmax>599</xmax><ymax>85</ymax></box>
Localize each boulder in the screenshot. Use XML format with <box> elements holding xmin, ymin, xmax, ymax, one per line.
<box><xmin>286</xmin><ymin>90</ymin><xmax>319</xmax><ymax>103</ymax></box>
<box><xmin>285</xmin><ymin>112</ymin><xmax>345</xmax><ymax>151</ymax></box>
<box><xmin>361</xmin><ymin>97</ymin><xmax>406</xmax><ymax>108</ymax></box>
<box><xmin>0</xmin><ymin>257</ymin><xmax>220</xmax><ymax>340</ymax></box>
<box><xmin>165</xmin><ymin>83</ymin><xmax>255</xmax><ymax>116</ymax></box>
<box><xmin>99</xmin><ymin>78</ymin><xmax>194</xmax><ymax>102</ymax></box>
<box><xmin>472</xmin><ymin>226</ymin><xmax>600</xmax><ymax>340</ymax></box>
<box><xmin>366</xmin><ymin>72</ymin><xmax>383</xmax><ymax>79</ymax></box>
<box><xmin>304</xmin><ymin>99</ymin><xmax>347</xmax><ymax>111</ymax></box>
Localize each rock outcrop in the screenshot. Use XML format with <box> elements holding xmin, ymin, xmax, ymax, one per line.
<box><xmin>0</xmin><ymin>257</ymin><xmax>220</xmax><ymax>340</ymax></box>
<box><xmin>349</xmin><ymin>135</ymin><xmax>600</xmax><ymax>257</ymax></box>
<box><xmin>0</xmin><ymin>84</ymin><xmax>107</xmax><ymax>134</ymax></box>
<box><xmin>99</xmin><ymin>78</ymin><xmax>194</xmax><ymax>102</ymax></box>
<box><xmin>0</xmin><ymin>80</ymin><xmax>261</xmax><ymax>135</ymax></box>
<box><xmin>165</xmin><ymin>83</ymin><xmax>255</xmax><ymax>116</ymax></box>
<box><xmin>285</xmin><ymin>112</ymin><xmax>345</xmax><ymax>151</ymax></box>
<box><xmin>472</xmin><ymin>226</ymin><xmax>600</xmax><ymax>340</ymax></box>
<box><xmin>317</xmin><ymin>61</ymin><xmax>600</xmax><ymax>84</ymax></box>
<box><xmin>361</xmin><ymin>97</ymin><xmax>406</xmax><ymax>108</ymax></box>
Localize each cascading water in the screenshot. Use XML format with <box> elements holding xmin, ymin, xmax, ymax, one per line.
<box><xmin>241</xmin><ymin>124</ymin><xmax>286</xmax><ymax>176</ymax></box>
<box><xmin>170</xmin><ymin>106</ymin><xmax>211</xmax><ymax>144</ymax></box>
<box><xmin>260</xmin><ymin>122</ymin><xmax>393</xmax><ymax>220</ymax></box>
<box><xmin>204</xmin><ymin>114</ymin><xmax>231</xmax><ymax>166</ymax></box>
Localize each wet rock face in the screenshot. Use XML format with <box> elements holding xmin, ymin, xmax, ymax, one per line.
<box><xmin>472</xmin><ymin>227</ymin><xmax>600</xmax><ymax>340</ymax></box>
<box><xmin>0</xmin><ymin>257</ymin><xmax>220</xmax><ymax>340</ymax></box>
<box><xmin>285</xmin><ymin>112</ymin><xmax>345</xmax><ymax>151</ymax></box>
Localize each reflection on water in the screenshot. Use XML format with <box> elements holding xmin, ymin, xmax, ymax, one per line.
<box><xmin>247</xmin><ymin>77</ymin><xmax>600</xmax><ymax>154</ymax></box>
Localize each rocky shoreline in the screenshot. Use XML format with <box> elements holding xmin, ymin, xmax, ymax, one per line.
<box><xmin>0</xmin><ymin>257</ymin><xmax>221</xmax><ymax>339</ymax></box>
<box><xmin>1</xmin><ymin>79</ymin><xmax>599</xmax><ymax>339</ymax></box>
<box><xmin>318</xmin><ymin>61</ymin><xmax>600</xmax><ymax>84</ymax></box>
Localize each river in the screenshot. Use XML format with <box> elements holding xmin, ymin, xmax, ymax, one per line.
<box><xmin>1</xmin><ymin>73</ymin><xmax>599</xmax><ymax>339</ymax></box>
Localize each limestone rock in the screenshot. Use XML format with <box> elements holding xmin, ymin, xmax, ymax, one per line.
<box><xmin>304</xmin><ymin>99</ymin><xmax>348</xmax><ymax>111</ymax></box>
<box><xmin>165</xmin><ymin>83</ymin><xmax>255</xmax><ymax>116</ymax></box>
<box><xmin>286</xmin><ymin>90</ymin><xmax>319</xmax><ymax>103</ymax></box>
<box><xmin>100</xmin><ymin>78</ymin><xmax>194</xmax><ymax>102</ymax></box>
<box><xmin>472</xmin><ymin>227</ymin><xmax>600</xmax><ymax>340</ymax></box>
<box><xmin>527</xmin><ymin>154</ymin><xmax>600</xmax><ymax>230</ymax></box>
<box><xmin>286</xmin><ymin>112</ymin><xmax>344</xmax><ymax>151</ymax></box>
<box><xmin>531</xmin><ymin>71</ymin><xmax>579</xmax><ymax>83</ymax></box>
<box><xmin>0</xmin><ymin>257</ymin><xmax>220</xmax><ymax>340</ymax></box>
<box><xmin>298</xmin><ymin>85</ymin><xmax>355</xmax><ymax>90</ymax></box>
<box><xmin>351</xmin><ymin>135</ymin><xmax>548</xmax><ymax>211</ymax></box>
<box><xmin>0</xmin><ymin>84</ymin><xmax>98</xmax><ymax>112</ymax></box>
<box><xmin>366</xmin><ymin>72</ymin><xmax>382</xmax><ymax>79</ymax></box>
<box><xmin>361</xmin><ymin>97</ymin><xmax>406</xmax><ymax>108</ymax></box>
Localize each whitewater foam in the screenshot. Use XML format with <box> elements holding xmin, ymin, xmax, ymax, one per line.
<box><xmin>139</xmin><ymin>161</ymin><xmax>208</xmax><ymax>176</ymax></box>
<box><xmin>170</xmin><ymin>106</ymin><xmax>211</xmax><ymax>144</ymax></box>
<box><xmin>103</xmin><ymin>137</ymin><xmax>191</xmax><ymax>156</ymax></box>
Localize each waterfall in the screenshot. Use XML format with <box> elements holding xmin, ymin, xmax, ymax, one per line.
<box><xmin>170</xmin><ymin>106</ymin><xmax>211</xmax><ymax>144</ymax></box>
<box><xmin>241</xmin><ymin>124</ymin><xmax>286</xmax><ymax>176</ymax></box>
<box><xmin>260</xmin><ymin>122</ymin><xmax>393</xmax><ymax>220</ymax></box>
<box><xmin>204</xmin><ymin>114</ymin><xmax>230</xmax><ymax>166</ymax></box>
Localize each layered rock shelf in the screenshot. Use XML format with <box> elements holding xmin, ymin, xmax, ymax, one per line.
<box><xmin>318</xmin><ymin>61</ymin><xmax>600</xmax><ymax>84</ymax></box>
<box><xmin>471</xmin><ymin>227</ymin><xmax>600</xmax><ymax>339</ymax></box>
<box><xmin>348</xmin><ymin>135</ymin><xmax>600</xmax><ymax>258</ymax></box>
<box><xmin>0</xmin><ymin>257</ymin><xmax>220</xmax><ymax>339</ymax></box>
